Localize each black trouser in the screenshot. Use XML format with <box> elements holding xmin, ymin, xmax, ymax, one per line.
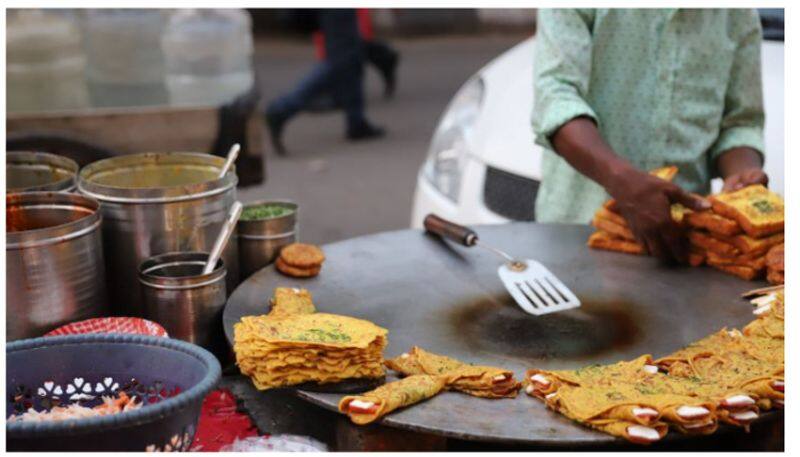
<box><xmin>269</xmin><ymin>9</ymin><xmax>366</xmax><ymax>130</ymax></box>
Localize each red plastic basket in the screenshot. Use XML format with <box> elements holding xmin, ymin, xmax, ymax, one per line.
<box><xmin>45</xmin><ymin>317</ymin><xmax>169</xmax><ymax>338</ymax></box>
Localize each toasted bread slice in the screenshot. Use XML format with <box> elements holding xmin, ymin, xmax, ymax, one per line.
<box><xmin>587</xmin><ymin>230</ymin><xmax>645</xmax><ymax>255</ymax></box>
<box><xmin>685</xmin><ymin>210</ymin><xmax>742</xmax><ymax>237</ymax></box>
<box><xmin>603</xmin><ymin>166</ymin><xmax>680</xmax><ymax>212</ymax></box>
<box><xmin>710</xmin><ymin>185</ymin><xmax>784</xmax><ymax>238</ymax></box>
<box><xmin>688</xmin><ymin>230</ymin><xmax>740</xmax><ymax>257</ymax></box>
<box><xmin>591</xmin><ymin>214</ymin><xmax>635</xmax><ymax>241</ymax></box>
<box><xmin>711</xmin><ymin>232</ymin><xmax>784</xmax><ymax>257</ymax></box>
<box><xmin>707</xmin><ymin>262</ymin><xmax>761</xmax><ymax>281</ymax></box>
<box><xmin>766</xmin><ymin>244</ymin><xmax>784</xmax><ymax>273</ymax></box>
<box><xmin>688</xmin><ymin>248</ymin><xmax>707</xmax><ymax>267</ymax></box>
<box><xmin>767</xmin><ymin>268</ymin><xmax>784</xmax><ymax>285</ymax></box>
<box><xmin>595</xmin><ymin>206</ymin><xmax>628</xmax><ymax>227</ymax></box>
<box><xmin>706</xmin><ymin>251</ymin><xmax>767</xmax><ymax>271</ymax></box>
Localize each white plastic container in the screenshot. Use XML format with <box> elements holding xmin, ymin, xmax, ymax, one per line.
<box><xmin>81</xmin><ymin>9</ymin><xmax>168</xmax><ymax>107</ymax></box>
<box><xmin>6</xmin><ymin>9</ymin><xmax>90</xmax><ymax>113</ymax></box>
<box><xmin>161</xmin><ymin>9</ymin><xmax>254</xmax><ymax>107</ymax></box>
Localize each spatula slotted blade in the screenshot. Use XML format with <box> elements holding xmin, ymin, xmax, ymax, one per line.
<box><xmin>497</xmin><ymin>260</ymin><xmax>581</xmax><ymax>315</ymax></box>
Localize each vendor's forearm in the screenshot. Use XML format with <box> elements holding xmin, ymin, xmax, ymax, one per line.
<box><xmin>550</xmin><ymin>117</ymin><xmax>636</xmax><ymax>197</ymax></box>
<box><xmin>716</xmin><ymin>147</ymin><xmax>763</xmax><ymax>179</ymax></box>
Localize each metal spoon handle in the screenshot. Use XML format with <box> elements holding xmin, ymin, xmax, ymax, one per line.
<box><xmin>204</xmin><ymin>201</ymin><xmax>243</xmax><ymax>275</ymax></box>
<box><xmin>218</xmin><ymin>143</ymin><xmax>241</xmax><ymax>179</ymax></box>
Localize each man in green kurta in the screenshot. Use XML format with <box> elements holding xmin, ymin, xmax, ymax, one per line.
<box><xmin>532</xmin><ymin>9</ymin><xmax>768</xmax><ymax>262</ymax></box>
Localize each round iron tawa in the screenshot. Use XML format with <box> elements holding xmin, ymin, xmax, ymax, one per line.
<box><xmin>224</xmin><ymin>223</ymin><xmax>780</xmax><ymax>447</ymax></box>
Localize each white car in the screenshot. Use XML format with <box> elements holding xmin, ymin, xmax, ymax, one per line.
<box><xmin>411</xmin><ymin>28</ymin><xmax>784</xmax><ymax>228</ymax></box>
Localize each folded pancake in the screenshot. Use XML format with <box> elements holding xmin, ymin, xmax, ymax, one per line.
<box><xmin>710</xmin><ymin>185</ymin><xmax>784</xmax><ymax>238</ymax></box>
<box><xmin>656</xmin><ymin>329</ymin><xmax>783</xmax><ymax>418</ymax></box>
<box><xmin>339</xmin><ymin>374</ymin><xmax>447</xmax><ymax>424</ymax></box>
<box><xmin>710</xmin><ymin>232</ymin><xmax>784</xmax><ymax>258</ymax></box>
<box><xmin>685</xmin><ymin>210</ymin><xmax>742</xmax><ymax>236</ymax></box>
<box><xmin>592</xmin><ymin>214</ymin><xmax>636</xmax><ymax>241</ymax></box>
<box><xmin>268</xmin><ymin>287</ymin><xmax>316</xmax><ymax>318</ymax></box>
<box><xmin>743</xmin><ymin>297</ymin><xmax>784</xmax><ymax>339</ymax></box>
<box><xmin>688</xmin><ymin>230</ymin><xmax>740</xmax><ymax>257</ymax></box>
<box><xmin>587</xmin><ymin>230</ymin><xmax>646</xmax><ymax>255</ymax></box>
<box><xmin>526</xmin><ymin>357</ymin><xmax>718</xmax><ymax>436</ymax></box>
<box><xmin>385</xmin><ymin>347</ymin><xmax>521</xmax><ymax>398</ymax></box>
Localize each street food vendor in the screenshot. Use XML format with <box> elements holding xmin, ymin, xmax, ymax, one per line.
<box><xmin>532</xmin><ymin>9</ymin><xmax>768</xmax><ymax>262</ymax></box>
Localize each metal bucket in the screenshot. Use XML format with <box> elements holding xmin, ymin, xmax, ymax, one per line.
<box><xmin>6</xmin><ymin>151</ymin><xmax>79</xmax><ymax>193</ymax></box>
<box><xmin>237</xmin><ymin>200</ymin><xmax>298</xmax><ymax>279</ymax></box>
<box><xmin>6</xmin><ymin>192</ymin><xmax>108</xmax><ymax>341</ymax></box>
<box><xmin>78</xmin><ymin>152</ymin><xmax>239</xmax><ymax>317</ymax></box>
<box><xmin>139</xmin><ymin>251</ymin><xmax>227</xmax><ymax>358</ymax></box>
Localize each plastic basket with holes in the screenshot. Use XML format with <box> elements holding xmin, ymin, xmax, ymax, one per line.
<box><xmin>6</xmin><ymin>334</ymin><xmax>220</xmax><ymax>451</ymax></box>
<box><xmin>44</xmin><ymin>317</ymin><xmax>168</xmax><ymax>338</ymax></box>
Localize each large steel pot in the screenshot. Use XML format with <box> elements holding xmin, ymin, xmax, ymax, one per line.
<box><xmin>6</xmin><ymin>192</ymin><xmax>108</xmax><ymax>340</ymax></box>
<box><xmin>78</xmin><ymin>152</ymin><xmax>239</xmax><ymax>317</ymax></box>
<box><xmin>6</xmin><ymin>151</ymin><xmax>79</xmax><ymax>193</ymax></box>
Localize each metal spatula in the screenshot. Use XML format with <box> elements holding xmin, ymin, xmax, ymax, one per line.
<box><xmin>424</xmin><ymin>214</ymin><xmax>581</xmax><ymax>316</ymax></box>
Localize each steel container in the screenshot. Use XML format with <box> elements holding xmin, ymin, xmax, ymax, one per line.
<box><xmin>237</xmin><ymin>200</ymin><xmax>298</xmax><ymax>279</ymax></box>
<box><xmin>6</xmin><ymin>151</ymin><xmax>79</xmax><ymax>193</ymax></box>
<box><xmin>78</xmin><ymin>152</ymin><xmax>239</xmax><ymax>317</ymax></box>
<box><xmin>6</xmin><ymin>192</ymin><xmax>108</xmax><ymax>341</ymax></box>
<box><xmin>139</xmin><ymin>252</ymin><xmax>227</xmax><ymax>358</ymax></box>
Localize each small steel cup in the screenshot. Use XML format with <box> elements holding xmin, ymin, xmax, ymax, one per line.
<box><xmin>237</xmin><ymin>200</ymin><xmax>298</xmax><ymax>279</ymax></box>
<box><xmin>139</xmin><ymin>252</ymin><xmax>227</xmax><ymax>358</ymax></box>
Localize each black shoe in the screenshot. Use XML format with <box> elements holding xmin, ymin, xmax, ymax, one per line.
<box><xmin>265</xmin><ymin>109</ymin><xmax>287</xmax><ymax>156</ymax></box>
<box><xmin>346</xmin><ymin>121</ymin><xmax>386</xmax><ymax>141</ymax></box>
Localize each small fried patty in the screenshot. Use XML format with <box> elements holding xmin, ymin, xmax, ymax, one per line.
<box><xmin>280</xmin><ymin>243</ymin><xmax>325</xmax><ymax>268</ymax></box>
<box><xmin>276</xmin><ymin>256</ymin><xmax>321</xmax><ymax>278</ymax></box>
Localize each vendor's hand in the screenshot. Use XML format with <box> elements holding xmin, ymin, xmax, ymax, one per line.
<box><xmin>722</xmin><ymin>168</ymin><xmax>768</xmax><ymax>192</ymax></box>
<box><xmin>609</xmin><ymin>168</ymin><xmax>711</xmax><ymax>263</ymax></box>
<box><xmin>717</xmin><ymin>147</ymin><xmax>767</xmax><ymax>193</ymax></box>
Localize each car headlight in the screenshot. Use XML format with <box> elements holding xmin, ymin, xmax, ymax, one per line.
<box><xmin>423</xmin><ymin>77</ymin><xmax>485</xmax><ymax>202</ymax></box>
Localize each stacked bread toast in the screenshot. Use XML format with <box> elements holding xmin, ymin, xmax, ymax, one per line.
<box><xmin>588</xmin><ymin>181</ymin><xmax>785</xmax><ymax>284</ymax></box>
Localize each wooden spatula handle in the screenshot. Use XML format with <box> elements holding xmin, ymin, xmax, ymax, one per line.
<box><xmin>423</xmin><ymin>214</ymin><xmax>478</xmax><ymax>247</ymax></box>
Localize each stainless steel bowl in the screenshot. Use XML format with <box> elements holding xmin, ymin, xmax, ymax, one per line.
<box><xmin>237</xmin><ymin>200</ymin><xmax>298</xmax><ymax>279</ymax></box>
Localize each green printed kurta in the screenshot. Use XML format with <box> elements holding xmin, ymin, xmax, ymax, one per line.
<box><xmin>532</xmin><ymin>9</ymin><xmax>765</xmax><ymax>223</ymax></box>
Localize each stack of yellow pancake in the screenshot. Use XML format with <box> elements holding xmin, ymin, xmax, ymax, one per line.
<box><xmin>589</xmin><ymin>182</ymin><xmax>785</xmax><ymax>283</ymax></box>
<box><xmin>234</xmin><ymin>288</ymin><xmax>388</xmax><ymax>390</ymax></box>
<box><xmin>524</xmin><ymin>289</ymin><xmax>784</xmax><ymax>445</ymax></box>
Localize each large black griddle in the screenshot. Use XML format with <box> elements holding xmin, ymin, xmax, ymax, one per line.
<box><xmin>223</xmin><ymin>223</ymin><xmax>779</xmax><ymax>447</ymax></box>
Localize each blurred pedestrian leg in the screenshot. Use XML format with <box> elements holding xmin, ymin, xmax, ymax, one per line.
<box><xmin>365</xmin><ymin>40</ymin><xmax>399</xmax><ymax>98</ymax></box>
<box><xmin>266</xmin><ymin>9</ymin><xmax>384</xmax><ymax>155</ymax></box>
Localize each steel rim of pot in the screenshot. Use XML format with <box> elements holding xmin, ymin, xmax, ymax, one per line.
<box><xmin>237</xmin><ymin>227</ymin><xmax>297</xmax><ymax>240</ymax></box>
<box><xmin>139</xmin><ymin>253</ymin><xmax>227</xmax><ymax>290</ymax></box>
<box><xmin>6</xmin><ymin>151</ymin><xmax>79</xmax><ymax>193</ymax></box>
<box><xmin>6</xmin><ymin>192</ymin><xmax>102</xmax><ymax>250</ymax></box>
<box><xmin>77</xmin><ymin>152</ymin><xmax>237</xmax><ymax>204</ymax></box>
<box><xmin>238</xmin><ymin>199</ymin><xmax>297</xmax><ymax>232</ymax></box>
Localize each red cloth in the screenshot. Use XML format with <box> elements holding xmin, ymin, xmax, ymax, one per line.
<box><xmin>45</xmin><ymin>317</ymin><xmax>168</xmax><ymax>338</ymax></box>
<box><xmin>313</xmin><ymin>8</ymin><xmax>374</xmax><ymax>60</ymax></box>
<box><xmin>191</xmin><ymin>389</ymin><xmax>260</xmax><ymax>452</ymax></box>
